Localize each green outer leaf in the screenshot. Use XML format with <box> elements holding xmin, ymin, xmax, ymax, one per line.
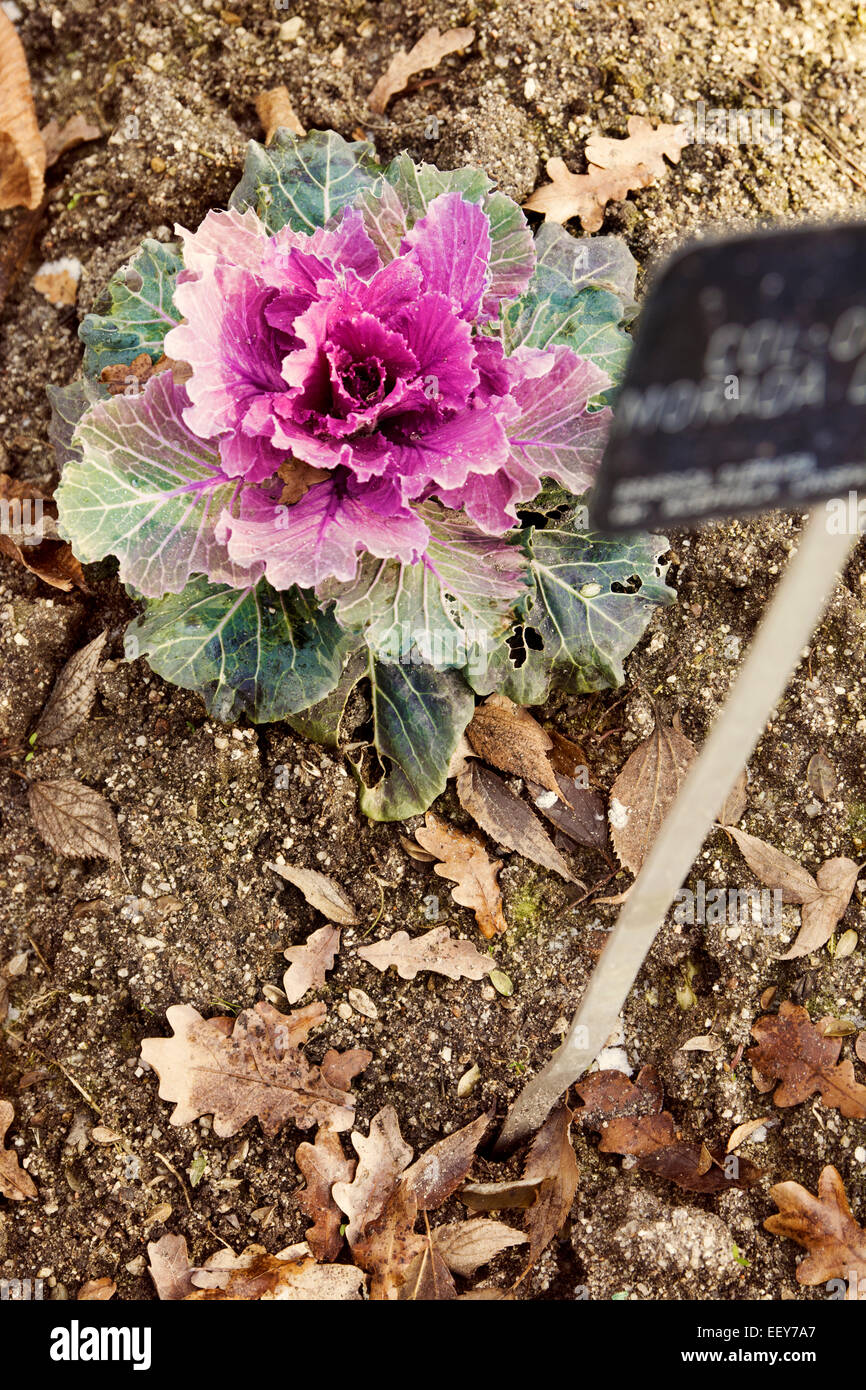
<box><xmin>318</xmin><ymin>504</ymin><xmax>531</xmax><ymax>672</ymax></box>
<box><xmin>284</xmin><ymin>650</ymin><xmax>367</xmax><ymax>747</ymax></box>
<box><xmin>229</xmin><ymin>129</ymin><xmax>381</xmax><ymax>235</ymax></box>
<box><xmin>356</xmin><ymin>653</ymin><xmax>475</xmax><ymax>821</ymax></box>
<box><xmin>471</xmin><ymin>526</ymin><xmax>675</xmax><ymax>704</ymax></box>
<box><xmin>125</xmin><ymin>577</ymin><xmax>353</xmax><ymax>724</ymax></box>
<box><xmin>382</xmin><ymin>152</ymin><xmax>492</xmax><ymax>219</ymax></box>
<box><xmin>79</xmin><ymin>239</ymin><xmax>183</xmax><ymax>378</ymax></box>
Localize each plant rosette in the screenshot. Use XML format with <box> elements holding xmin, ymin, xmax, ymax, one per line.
<box><xmin>51</xmin><ymin>129</ymin><xmax>674</xmax><ymax>820</ymax></box>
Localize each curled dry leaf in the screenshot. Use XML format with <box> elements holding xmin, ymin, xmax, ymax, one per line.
<box><xmin>457</xmin><ymin>760</ymin><xmax>577</xmax><ymax>882</ymax></box>
<box><xmin>28</xmin><ymin>779</ymin><xmax>121</xmax><ymax>862</ymax></box>
<box><xmin>0</xmin><ymin>1099</ymin><xmax>37</xmax><ymax>1200</ymax></box>
<box><xmin>466</xmin><ymin>694</ymin><xmax>559</xmax><ymax>795</ymax></box>
<box><xmin>367</xmin><ymin>25</ymin><xmax>475</xmax><ymax>114</ymax></box>
<box><xmin>77</xmin><ymin>1278</ymin><xmax>116</xmax><ymax>1301</ymax></box>
<box><xmin>255</xmin><ymin>86</ymin><xmax>305</xmax><ymax>143</ymax></box>
<box><xmin>267</xmin><ymin>862</ymin><xmax>358</xmax><ymax>925</ymax></box>
<box><xmin>332</xmin><ymin>1105</ymin><xmax>414</xmax><ymax>1249</ymax></box>
<box><xmin>747</xmin><ymin>1001</ymin><xmax>866</xmax><ymax>1119</ymax></box>
<box><xmin>522</xmin><ymin>1103</ymin><xmax>579</xmax><ymax>1267</ymax></box>
<box><xmin>765</xmin><ymin>1165</ymin><xmax>866</xmax><ymax>1299</ymax></box>
<box><xmin>282</xmin><ymin>923</ymin><xmax>340</xmax><ymax>1004</ymax></box>
<box><xmin>433</xmin><ymin>1218</ymin><xmax>528</xmax><ymax>1277</ymax></box>
<box><xmin>415</xmin><ymin>811</ymin><xmax>506</xmax><ymax>938</ymax></box>
<box><xmin>357</xmin><ymin>925</ymin><xmax>492</xmax><ymax>982</ymax></box>
<box><xmin>725</xmin><ymin>827</ymin><xmax>820</xmax><ymax>904</ymax></box>
<box><xmin>726</xmin><ymin>1117</ymin><xmax>775</xmax><ymax>1153</ymax></box>
<box><xmin>140</xmin><ymin>1000</ymin><xmax>371</xmax><ymax>1138</ymax></box>
<box><xmin>296</xmin><ymin>1127</ymin><xmax>356</xmax><ymax>1262</ymax></box>
<box><xmin>147</xmin><ymin>1234</ymin><xmax>196</xmax><ymax>1301</ymax></box>
<box><xmin>575</xmin><ymin>1067</ymin><xmax>761</xmax><ymax>1193</ymax></box>
<box><xmin>32</xmin><ymin>630</ymin><xmax>107</xmax><ymax>747</ymax></box>
<box><xmin>608</xmin><ymin>722</ymin><xmax>695</xmax><ymax>875</ymax></box>
<box><xmin>460</xmin><ymin>1177</ymin><xmax>543</xmax><ymax>1211</ymax></box>
<box><xmin>806</xmin><ymin>749</ymin><xmax>837</xmax><ymax>802</ymax></box>
<box><xmin>0</xmin><ymin>475</ymin><xmax>88</xmax><ymax>592</ymax></box>
<box><xmin>524</xmin><ymin>118</ymin><xmax>688</xmax><ymax>232</ymax></box>
<box><xmin>0</xmin><ymin>10</ymin><xmax>45</xmax><ymax>210</ymax></box>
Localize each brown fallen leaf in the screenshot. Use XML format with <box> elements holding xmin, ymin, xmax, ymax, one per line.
<box><xmin>414</xmin><ymin>811</ymin><xmax>506</xmax><ymax>939</ymax></box>
<box><xmin>457</xmin><ymin>760</ymin><xmax>577</xmax><ymax>882</ymax></box>
<box><xmin>100</xmin><ymin>351</ymin><xmax>170</xmax><ymax>397</ymax></box>
<box><xmin>397</xmin><ymin>1224</ymin><xmax>459</xmax><ymax>1301</ymax></box>
<box><xmin>40</xmin><ymin>112</ymin><xmax>101</xmax><ymax>168</ymax></box>
<box><xmin>357</xmin><ymin>925</ymin><xmax>493</xmax><ymax>982</ymax></box>
<box><xmin>351</xmin><ymin>1180</ymin><xmax>426</xmax><ymax>1300</ymax></box>
<box><xmin>777</xmin><ymin>857</ymin><xmax>860</xmax><ymax>960</ymax></box>
<box><xmin>296</xmin><ymin>1127</ymin><xmax>356</xmax><ymax>1262</ymax></box>
<box><xmin>187</xmin><ymin>1252</ymin><xmax>365</xmax><ymax>1301</ymax></box>
<box><xmin>528</xmin><ymin>773</ymin><xmax>608</xmax><ymax>852</ymax></box>
<box><xmin>276</xmin><ymin>457</ymin><xmax>329</xmax><ymax>506</ymax></box>
<box><xmin>255</xmin><ymin>86</ymin><xmax>305</xmax><ymax>144</ymax></box>
<box><xmin>608</xmin><ymin>722</ymin><xmax>696</xmax><ymax>875</ymax></box>
<box><xmin>548</xmin><ymin>730</ymin><xmax>591</xmax><ymax>780</ymax></box>
<box><xmin>575</xmin><ymin>1067</ymin><xmax>761</xmax><ymax>1193</ymax></box>
<box><xmin>726</xmin><ymin>1117</ymin><xmax>774</xmax><ymax>1152</ymax></box>
<box><xmin>332</xmin><ymin>1105</ymin><xmax>414</xmax><ymax>1249</ymax></box>
<box><xmin>466</xmin><ymin>694</ymin><xmax>559</xmax><ymax>795</ymax></box>
<box><xmin>460</xmin><ymin>1177</ymin><xmax>544</xmax><ymax>1212</ymax></box>
<box><xmin>747</xmin><ymin>1001</ymin><xmax>866</xmax><ymax>1119</ymax></box>
<box><xmin>522</xmin><ymin>1103</ymin><xmax>579</xmax><ymax>1267</ymax></box>
<box><xmin>32</xmin><ymin>259</ymin><xmax>80</xmax><ymax>306</ymax></box>
<box><xmin>147</xmin><ymin>1234</ymin><xmax>196</xmax><ymax>1301</ymax></box>
<box><xmin>78</xmin><ymin>1277</ymin><xmax>116</xmax><ymax>1301</ymax></box>
<box><xmin>433</xmin><ymin>1218</ymin><xmax>528</xmax><ymax>1277</ymax></box>
<box><xmin>0</xmin><ymin>475</ymin><xmax>89</xmax><ymax>592</ymax></box>
<box><xmin>0</xmin><ymin>10</ymin><xmax>45</xmax><ymax>211</ymax></box>
<box><xmin>725</xmin><ymin>827</ymin><xmax>821</xmax><ymax>904</ymax></box>
<box><xmin>806</xmin><ymin>749</ymin><xmax>837</xmax><ymax>802</ymax></box>
<box><xmin>765</xmin><ymin>1165</ymin><xmax>866</xmax><ymax>1300</ymax></box>
<box><xmin>140</xmin><ymin>1000</ymin><xmax>371</xmax><ymax>1138</ymax></box>
<box><xmin>718</xmin><ymin>768</ymin><xmax>748</xmax><ymax>827</ymax></box>
<box><xmin>282</xmin><ymin>924</ymin><xmax>341</xmax><ymax>1005</ymax></box>
<box><xmin>402</xmin><ymin>1111</ymin><xmax>491</xmax><ymax>1210</ymax></box>
<box><xmin>0</xmin><ymin>1099</ymin><xmax>37</xmax><ymax>1200</ymax></box>
<box><xmin>367</xmin><ymin>25</ymin><xmax>475</xmax><ymax>115</ymax></box>
<box><xmin>267</xmin><ymin>862</ymin><xmax>358</xmax><ymax>925</ymax></box>
<box><xmin>524</xmin><ymin>118</ymin><xmax>687</xmax><ymax>232</ymax></box>
<box><xmin>28</xmin><ymin>778</ymin><xmax>121</xmax><ymax>861</ymax></box>
<box><xmin>857</xmin><ymin>1032</ymin><xmax>866</xmax><ymax>1066</ymax></box>
<box><xmin>32</xmin><ymin>630</ymin><xmax>106</xmax><ymax>748</ymax></box>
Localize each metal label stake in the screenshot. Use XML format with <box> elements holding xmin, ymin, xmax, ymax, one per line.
<box><xmin>495</xmin><ymin>223</ymin><xmax>866</xmax><ymax>1154</ymax></box>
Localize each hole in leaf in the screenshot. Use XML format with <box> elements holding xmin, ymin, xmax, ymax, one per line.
<box><xmin>611</xmin><ymin>573</ymin><xmax>642</xmax><ymax>594</ymax></box>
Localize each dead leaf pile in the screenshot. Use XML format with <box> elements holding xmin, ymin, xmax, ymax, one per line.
<box><xmin>727</xmin><ymin>827</ymin><xmax>859</xmax><ymax>958</ymax></box>
<box><xmin>575</xmin><ymin>1067</ymin><xmax>761</xmax><ymax>1193</ymax></box>
<box><xmin>524</xmin><ymin>116</ymin><xmax>689</xmax><ymax>232</ymax></box>
<box><xmin>140</xmin><ymin>1000</ymin><xmax>372</xmax><ymax>1138</ymax></box>
<box><xmin>147</xmin><ymin>1234</ymin><xmax>365</xmax><ymax>1302</ymax></box>
<box><xmin>367</xmin><ymin>26</ymin><xmax>475</xmax><ymax>114</ymax></box>
<box><xmin>748</xmin><ymin>1001</ymin><xmax>866</xmax><ymax>1119</ymax></box>
<box><xmin>765</xmin><ymin>1165</ymin><xmax>866</xmax><ymax>1299</ymax></box>
<box><xmin>0</xmin><ymin>1099</ymin><xmax>37</xmax><ymax>1201</ymax></box>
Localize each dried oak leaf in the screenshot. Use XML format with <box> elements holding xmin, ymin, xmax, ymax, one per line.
<box><xmin>433</xmin><ymin>1218</ymin><xmax>528</xmax><ymax>1277</ymax></box>
<box><xmin>295</xmin><ymin>1127</ymin><xmax>356</xmax><ymax>1263</ymax></box>
<box><xmin>147</xmin><ymin>1233</ymin><xmax>196</xmax><ymax>1301</ymax></box>
<box><xmin>283</xmin><ymin>923</ymin><xmax>341</xmax><ymax>1005</ymax></box>
<box><xmin>522</xmin><ymin>1102</ymin><xmax>579</xmax><ymax>1266</ymax></box>
<box><xmin>0</xmin><ymin>1099</ymin><xmax>37</xmax><ymax>1200</ymax></box>
<box><xmin>466</xmin><ymin>694</ymin><xmax>559</xmax><ymax>795</ymax></box>
<box><xmin>524</xmin><ymin>118</ymin><xmax>687</xmax><ymax>233</ymax></box>
<box><xmin>765</xmin><ymin>1165</ymin><xmax>866</xmax><ymax>1299</ymax></box>
<box><xmin>332</xmin><ymin>1104</ymin><xmax>414</xmax><ymax>1248</ymax></box>
<box><xmin>0</xmin><ymin>475</ymin><xmax>88</xmax><ymax>592</ymax></box>
<box><xmin>357</xmin><ymin>925</ymin><xmax>493</xmax><ymax>982</ymax></box>
<box><xmin>28</xmin><ymin>778</ymin><xmax>121</xmax><ymax>861</ymax></box>
<box><xmin>0</xmin><ymin>10</ymin><xmax>45</xmax><ymax>210</ymax></box>
<box><xmin>276</xmin><ymin>457</ymin><xmax>329</xmax><ymax>506</ymax></box>
<box><xmin>187</xmin><ymin>1252</ymin><xmax>365</xmax><ymax>1301</ymax></box>
<box><xmin>32</xmin><ymin>630</ymin><xmax>106</xmax><ymax>748</ymax></box>
<box><xmin>608</xmin><ymin>722</ymin><xmax>696</xmax><ymax>875</ymax></box>
<box><xmin>414</xmin><ymin>811</ymin><xmax>506</xmax><ymax>938</ymax></box>
<box><xmin>457</xmin><ymin>760</ymin><xmax>577</xmax><ymax>882</ymax></box>
<box><xmin>255</xmin><ymin>85</ymin><xmax>305</xmax><ymax>143</ymax></box>
<box><xmin>140</xmin><ymin>1000</ymin><xmax>371</xmax><ymax>1138</ymax></box>
<box><xmin>576</xmin><ymin>1067</ymin><xmax>761</xmax><ymax>1193</ymax></box>
<box><xmin>747</xmin><ymin>1001</ymin><xmax>866</xmax><ymax>1119</ymax></box>
<box><xmin>267</xmin><ymin>861</ymin><xmax>358</xmax><ymax>925</ymax></box>
<box><xmin>367</xmin><ymin>25</ymin><xmax>475</xmax><ymax>114</ymax></box>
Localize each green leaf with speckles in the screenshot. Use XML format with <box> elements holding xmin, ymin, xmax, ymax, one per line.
<box><xmin>79</xmin><ymin>238</ymin><xmax>183</xmax><ymax>378</ymax></box>
<box><xmin>229</xmin><ymin>129</ymin><xmax>381</xmax><ymax>235</ymax></box>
